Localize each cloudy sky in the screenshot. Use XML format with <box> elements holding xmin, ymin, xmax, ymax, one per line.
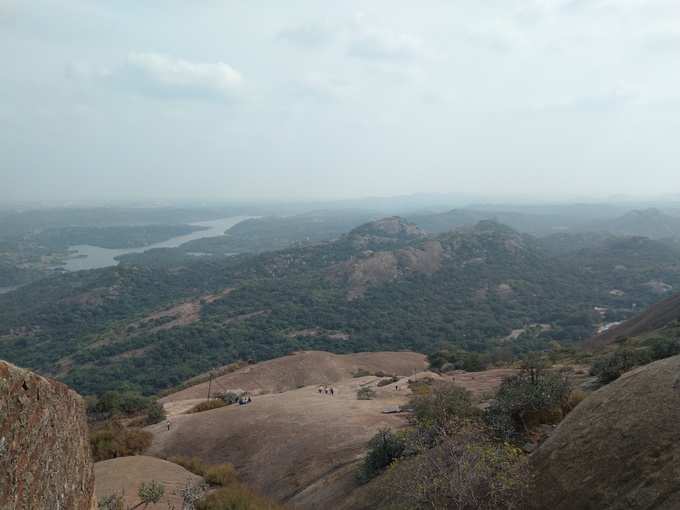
<box><xmin>2</xmin><ymin>0</ymin><xmax>680</xmax><ymax>203</ymax></box>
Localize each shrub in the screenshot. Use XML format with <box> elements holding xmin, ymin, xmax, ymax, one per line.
<box><xmin>408</xmin><ymin>378</ymin><xmax>434</xmax><ymax>397</ymax></box>
<box><xmin>357</xmin><ymin>429</ymin><xmax>406</xmax><ymax>483</ymax></box>
<box><xmin>97</xmin><ymin>494</ymin><xmax>124</xmax><ymax>510</ymax></box>
<box><xmin>220</xmin><ymin>392</ymin><xmax>241</xmax><ymax>405</ymax></box>
<box><xmin>647</xmin><ymin>336</ymin><xmax>680</xmax><ymax>361</ymax></box>
<box><xmin>145</xmin><ymin>400</ymin><xmax>166</xmax><ymax>425</ymax></box>
<box><xmin>357</xmin><ymin>387</ymin><xmax>376</xmax><ymax>400</ymax></box>
<box><xmin>590</xmin><ymin>349</ymin><xmax>648</xmax><ymax>383</ymax></box>
<box><xmin>168</xmin><ymin>456</ymin><xmax>208</xmax><ymax>476</ymax></box>
<box><xmin>374</xmin><ymin>423</ymin><xmax>529</xmax><ymax>510</ymax></box>
<box><xmin>353</xmin><ymin>368</ymin><xmax>371</xmax><ymax>378</ymax></box>
<box><xmin>487</xmin><ymin>370</ymin><xmax>571</xmax><ymax>441</ymax></box>
<box><xmin>374</xmin><ymin>370</ymin><xmax>394</xmax><ymax>378</ymax></box>
<box><xmin>169</xmin><ymin>457</ymin><xmax>238</xmax><ymax>487</ymax></box>
<box><xmin>138</xmin><ymin>480</ymin><xmax>165</xmax><ymax>505</ymax></box>
<box><xmin>92</xmin><ymin>391</ymin><xmax>151</xmax><ymax>418</ymax></box>
<box><xmin>411</xmin><ymin>382</ymin><xmax>475</xmax><ymax>430</ymax></box>
<box><xmin>196</xmin><ymin>485</ymin><xmax>283</xmax><ymax>510</ymax></box>
<box><xmin>89</xmin><ymin>422</ymin><xmax>152</xmax><ymax>461</ymax></box>
<box><xmin>204</xmin><ymin>464</ymin><xmax>239</xmax><ymax>486</ymax></box>
<box><xmin>562</xmin><ymin>389</ymin><xmax>587</xmax><ymax>415</ymax></box>
<box><xmin>428</xmin><ymin>349</ymin><xmax>487</xmax><ymax>372</ymax></box>
<box><xmin>190</xmin><ymin>399</ymin><xmax>228</xmax><ymax>414</ymax></box>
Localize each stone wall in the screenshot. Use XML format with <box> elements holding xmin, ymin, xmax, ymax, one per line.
<box><xmin>0</xmin><ymin>360</ymin><xmax>96</xmax><ymax>510</ymax></box>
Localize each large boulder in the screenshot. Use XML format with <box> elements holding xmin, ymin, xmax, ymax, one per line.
<box><xmin>531</xmin><ymin>355</ymin><xmax>680</xmax><ymax>510</ymax></box>
<box><xmin>0</xmin><ymin>360</ymin><xmax>96</xmax><ymax>510</ymax></box>
<box><xmin>95</xmin><ymin>456</ymin><xmax>203</xmax><ymax>510</ymax></box>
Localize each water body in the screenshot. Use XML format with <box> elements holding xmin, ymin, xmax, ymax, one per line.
<box><xmin>63</xmin><ymin>216</ymin><xmax>251</xmax><ymax>271</ymax></box>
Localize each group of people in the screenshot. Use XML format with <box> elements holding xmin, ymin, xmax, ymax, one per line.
<box><xmin>317</xmin><ymin>385</ymin><xmax>335</xmax><ymax>396</ymax></box>
<box><xmin>238</xmin><ymin>395</ymin><xmax>253</xmax><ymax>406</ymax></box>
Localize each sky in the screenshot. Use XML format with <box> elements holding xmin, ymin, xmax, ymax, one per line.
<box><xmin>2</xmin><ymin>0</ymin><xmax>680</xmax><ymax>204</ymax></box>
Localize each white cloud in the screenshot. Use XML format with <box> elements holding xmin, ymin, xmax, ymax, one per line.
<box><xmin>290</xmin><ymin>72</ymin><xmax>355</xmax><ymax>102</ymax></box>
<box><xmin>347</xmin><ymin>14</ymin><xmax>426</xmax><ymax>61</ymax></box>
<box><xmin>65</xmin><ymin>61</ymin><xmax>113</xmax><ymax>81</ymax></box>
<box><xmin>126</xmin><ymin>52</ymin><xmax>243</xmax><ymax>98</ymax></box>
<box><xmin>278</xmin><ymin>24</ymin><xmax>333</xmax><ymax>48</ymax></box>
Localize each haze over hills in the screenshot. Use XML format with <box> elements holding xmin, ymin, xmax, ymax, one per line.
<box><xmin>3</xmin><ymin>213</ymin><xmax>680</xmax><ymax>397</ymax></box>
<box><xmin>6</xmin><ymin>1</ymin><xmax>680</xmax><ymax>506</ymax></box>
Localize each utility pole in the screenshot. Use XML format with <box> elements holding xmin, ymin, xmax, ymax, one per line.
<box><xmin>207</xmin><ymin>372</ymin><xmax>213</xmax><ymax>401</ymax></box>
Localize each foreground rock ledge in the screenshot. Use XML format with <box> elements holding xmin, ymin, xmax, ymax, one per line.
<box><xmin>531</xmin><ymin>354</ymin><xmax>680</xmax><ymax>510</ymax></box>
<box><xmin>0</xmin><ymin>360</ymin><xmax>96</xmax><ymax>510</ymax></box>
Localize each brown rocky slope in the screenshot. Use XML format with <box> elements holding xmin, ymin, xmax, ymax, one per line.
<box><xmin>531</xmin><ymin>354</ymin><xmax>680</xmax><ymax>510</ymax></box>
<box><xmin>0</xmin><ymin>360</ymin><xmax>96</xmax><ymax>510</ymax></box>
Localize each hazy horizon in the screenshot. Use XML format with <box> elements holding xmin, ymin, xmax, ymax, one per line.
<box><xmin>3</xmin><ymin>1</ymin><xmax>680</xmax><ymax>203</ymax></box>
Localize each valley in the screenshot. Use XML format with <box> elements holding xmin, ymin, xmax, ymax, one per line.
<box><xmin>2</xmin><ymin>214</ymin><xmax>680</xmax><ymax>397</ymax></box>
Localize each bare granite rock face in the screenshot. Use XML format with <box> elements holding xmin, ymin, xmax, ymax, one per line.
<box><xmin>531</xmin><ymin>355</ymin><xmax>680</xmax><ymax>510</ymax></box>
<box><xmin>0</xmin><ymin>360</ymin><xmax>96</xmax><ymax>510</ymax></box>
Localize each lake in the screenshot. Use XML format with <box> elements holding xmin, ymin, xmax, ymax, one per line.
<box><xmin>63</xmin><ymin>216</ymin><xmax>251</xmax><ymax>271</ymax></box>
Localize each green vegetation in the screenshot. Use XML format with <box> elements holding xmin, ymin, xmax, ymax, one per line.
<box><xmin>167</xmin><ymin>456</ymin><xmax>236</xmax><ymax>487</ymax></box>
<box><xmin>204</xmin><ymin>464</ymin><xmax>239</xmax><ymax>487</ymax></box>
<box><xmin>487</xmin><ymin>356</ymin><xmax>572</xmax><ymax>441</ymax></box>
<box><xmin>196</xmin><ymin>486</ymin><xmax>284</xmax><ymax>510</ymax></box>
<box><xmin>3</xmin><ymin>218</ymin><xmax>680</xmax><ymax>397</ymax></box>
<box><xmin>357</xmin><ymin>429</ymin><xmax>406</xmax><ymax>483</ymax></box>
<box><xmin>410</xmin><ymin>382</ymin><xmax>477</xmax><ymax>431</ymax></box>
<box><xmin>428</xmin><ymin>349</ymin><xmax>487</xmax><ymax>372</ymax></box>
<box><xmin>97</xmin><ymin>493</ymin><xmax>125</xmax><ymax>510</ymax></box>
<box><xmin>89</xmin><ymin>422</ymin><xmax>152</xmax><ymax>462</ymax></box>
<box><xmin>590</xmin><ymin>335</ymin><xmax>680</xmax><ymax>383</ymax></box>
<box><xmin>137</xmin><ymin>480</ymin><xmax>165</xmax><ymax>506</ymax></box>
<box><xmin>166</xmin><ymin>456</ymin><xmax>283</xmax><ymax>510</ymax></box>
<box><xmin>86</xmin><ymin>390</ymin><xmax>165</xmax><ymax>426</ymax></box>
<box><xmin>357</xmin><ymin>382</ymin><xmax>529</xmax><ymax>509</ymax></box>
<box><xmin>145</xmin><ymin>400</ymin><xmax>166</xmax><ymax>425</ymax></box>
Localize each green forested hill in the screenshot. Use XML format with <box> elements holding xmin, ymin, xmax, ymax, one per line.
<box><xmin>2</xmin><ymin>218</ymin><xmax>680</xmax><ymax>396</ymax></box>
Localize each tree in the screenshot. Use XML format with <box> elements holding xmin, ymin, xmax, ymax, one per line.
<box><xmin>145</xmin><ymin>400</ymin><xmax>166</xmax><ymax>425</ymax></box>
<box><xmin>486</xmin><ymin>369</ymin><xmax>571</xmax><ymax>440</ymax></box>
<box><xmin>358</xmin><ymin>429</ymin><xmax>406</xmax><ymax>483</ymax></box>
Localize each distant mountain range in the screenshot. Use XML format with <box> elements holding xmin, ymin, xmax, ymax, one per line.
<box><xmin>584</xmin><ymin>208</ymin><xmax>680</xmax><ymax>239</ymax></box>
<box><xmin>410</xmin><ymin>207</ymin><xmax>680</xmax><ymax>239</ymax></box>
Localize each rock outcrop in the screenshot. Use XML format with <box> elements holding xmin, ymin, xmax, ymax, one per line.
<box><xmin>95</xmin><ymin>456</ymin><xmax>203</xmax><ymax>510</ymax></box>
<box><xmin>0</xmin><ymin>360</ymin><xmax>96</xmax><ymax>510</ymax></box>
<box><xmin>531</xmin><ymin>355</ymin><xmax>680</xmax><ymax>510</ymax></box>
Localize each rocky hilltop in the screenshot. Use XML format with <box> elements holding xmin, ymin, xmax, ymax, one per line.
<box><xmin>0</xmin><ymin>360</ymin><xmax>95</xmax><ymax>510</ymax></box>
<box><xmin>531</xmin><ymin>354</ymin><xmax>680</xmax><ymax>509</ymax></box>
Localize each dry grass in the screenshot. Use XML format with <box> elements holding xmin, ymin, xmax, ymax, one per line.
<box><xmin>167</xmin><ymin>456</ymin><xmax>238</xmax><ymax>487</ymax></box>
<box><xmin>197</xmin><ymin>485</ymin><xmax>285</xmax><ymax>510</ymax></box>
